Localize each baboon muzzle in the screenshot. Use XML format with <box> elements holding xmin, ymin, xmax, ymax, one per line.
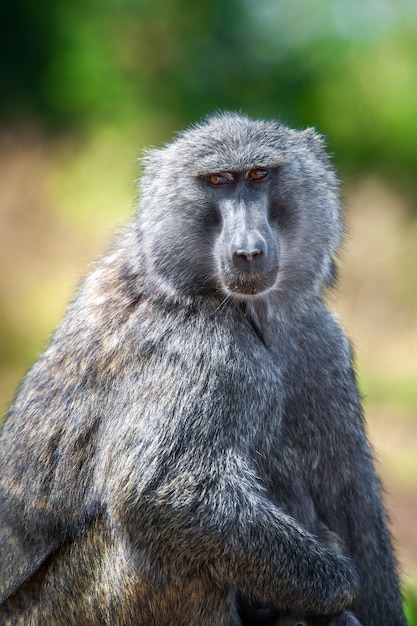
<box><xmin>219</xmin><ymin>197</ymin><xmax>279</xmax><ymax>297</ymax></box>
<box><xmin>231</xmin><ymin>232</ymin><xmax>267</xmax><ymax>273</ymax></box>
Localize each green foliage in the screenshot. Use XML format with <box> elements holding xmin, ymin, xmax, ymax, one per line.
<box><xmin>1</xmin><ymin>0</ymin><xmax>417</xmax><ymax>187</ymax></box>
<box><xmin>405</xmin><ymin>585</ymin><xmax>417</xmax><ymax>626</ymax></box>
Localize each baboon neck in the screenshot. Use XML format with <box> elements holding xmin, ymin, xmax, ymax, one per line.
<box><xmin>244</xmin><ymin>299</ymin><xmax>271</xmax><ymax>346</ymax></box>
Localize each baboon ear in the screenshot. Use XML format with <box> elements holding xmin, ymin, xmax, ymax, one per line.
<box><xmin>301</xmin><ymin>127</ymin><xmax>326</xmax><ymax>149</ymax></box>
<box><xmin>0</xmin><ymin>490</ymin><xmax>65</xmax><ymax>603</ymax></box>
<box><xmin>300</xmin><ymin>127</ymin><xmax>330</xmax><ymax>162</ymax></box>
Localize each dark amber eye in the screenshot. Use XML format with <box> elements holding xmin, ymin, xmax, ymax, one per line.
<box><xmin>248</xmin><ymin>168</ymin><xmax>269</xmax><ymax>181</ymax></box>
<box><xmin>208</xmin><ymin>172</ymin><xmax>234</xmax><ymax>186</ymax></box>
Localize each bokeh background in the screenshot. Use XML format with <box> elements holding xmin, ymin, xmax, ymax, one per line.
<box><xmin>1</xmin><ymin>0</ymin><xmax>416</xmax><ymax>613</ymax></box>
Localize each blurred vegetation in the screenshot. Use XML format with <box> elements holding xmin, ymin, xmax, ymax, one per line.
<box><xmin>0</xmin><ymin>0</ymin><xmax>416</xmax><ymax>608</ymax></box>
<box><xmin>405</xmin><ymin>586</ymin><xmax>417</xmax><ymax>626</ymax></box>
<box><xmin>1</xmin><ymin>0</ymin><xmax>417</xmax><ymax>187</ymax></box>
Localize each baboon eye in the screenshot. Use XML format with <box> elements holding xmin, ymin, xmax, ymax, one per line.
<box><xmin>208</xmin><ymin>172</ymin><xmax>234</xmax><ymax>186</ymax></box>
<box><xmin>247</xmin><ymin>168</ymin><xmax>269</xmax><ymax>181</ymax></box>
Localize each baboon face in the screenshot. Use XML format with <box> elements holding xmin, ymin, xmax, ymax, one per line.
<box><xmin>139</xmin><ymin>113</ymin><xmax>341</xmax><ymax>302</ymax></box>
<box><xmin>202</xmin><ymin>167</ymin><xmax>280</xmax><ymax>298</ymax></box>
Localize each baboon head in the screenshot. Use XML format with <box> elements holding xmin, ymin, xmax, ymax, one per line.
<box><xmin>138</xmin><ymin>112</ymin><xmax>342</xmax><ymax>306</ymax></box>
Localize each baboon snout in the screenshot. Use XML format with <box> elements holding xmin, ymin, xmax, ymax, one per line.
<box><xmin>231</xmin><ymin>233</ymin><xmax>267</xmax><ymax>273</ymax></box>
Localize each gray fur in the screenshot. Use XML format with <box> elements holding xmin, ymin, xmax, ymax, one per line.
<box><xmin>0</xmin><ymin>112</ymin><xmax>406</xmax><ymax>625</ymax></box>
<box><xmin>237</xmin><ymin>524</ymin><xmax>362</xmax><ymax>625</ymax></box>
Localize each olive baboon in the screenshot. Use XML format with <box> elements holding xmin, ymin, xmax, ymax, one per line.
<box><xmin>0</xmin><ymin>113</ymin><xmax>406</xmax><ymax>625</ymax></box>
<box><xmin>239</xmin><ymin>606</ymin><xmax>361</xmax><ymax>626</ymax></box>
<box><xmin>238</xmin><ymin>522</ymin><xmax>362</xmax><ymax>625</ymax></box>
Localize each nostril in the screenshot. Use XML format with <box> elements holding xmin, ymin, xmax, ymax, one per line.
<box><xmin>232</xmin><ymin>247</ymin><xmax>266</xmax><ymax>273</ymax></box>
<box><xmin>234</xmin><ymin>248</ymin><xmax>264</xmax><ymax>262</ymax></box>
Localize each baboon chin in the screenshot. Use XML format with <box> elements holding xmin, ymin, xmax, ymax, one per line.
<box><xmin>0</xmin><ymin>112</ymin><xmax>406</xmax><ymax>626</ymax></box>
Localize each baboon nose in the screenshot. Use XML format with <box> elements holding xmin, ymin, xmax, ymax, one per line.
<box><xmin>232</xmin><ymin>241</ymin><xmax>267</xmax><ymax>273</ymax></box>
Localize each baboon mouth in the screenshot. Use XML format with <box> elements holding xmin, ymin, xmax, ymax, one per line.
<box><xmin>224</xmin><ymin>272</ymin><xmax>277</xmax><ymax>297</ymax></box>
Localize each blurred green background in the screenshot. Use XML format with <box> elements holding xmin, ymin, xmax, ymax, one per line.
<box><xmin>0</xmin><ymin>0</ymin><xmax>416</xmax><ymax>605</ymax></box>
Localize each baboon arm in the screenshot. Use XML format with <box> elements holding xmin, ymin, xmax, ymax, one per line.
<box><xmin>211</xmin><ymin>497</ymin><xmax>357</xmax><ymax>615</ymax></box>
<box><xmin>0</xmin><ymin>345</ymin><xmax>103</xmax><ymax>604</ymax></box>
<box><xmin>339</xmin><ymin>461</ymin><xmax>407</xmax><ymax>626</ymax></box>
<box><xmin>121</xmin><ymin>453</ymin><xmax>358</xmax><ymax>617</ymax></box>
<box><xmin>0</xmin><ymin>498</ymin><xmax>63</xmax><ymax>603</ymax></box>
<box><xmin>0</xmin><ymin>391</ymin><xmax>100</xmax><ymax>604</ymax></box>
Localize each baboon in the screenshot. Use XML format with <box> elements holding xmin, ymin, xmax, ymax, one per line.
<box><xmin>0</xmin><ymin>112</ymin><xmax>406</xmax><ymax>626</ymax></box>
<box><xmin>239</xmin><ymin>606</ymin><xmax>361</xmax><ymax>626</ymax></box>
<box><xmin>271</xmin><ymin>610</ymin><xmax>361</xmax><ymax>626</ymax></box>
<box><xmin>238</xmin><ymin>522</ymin><xmax>362</xmax><ymax>626</ymax></box>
